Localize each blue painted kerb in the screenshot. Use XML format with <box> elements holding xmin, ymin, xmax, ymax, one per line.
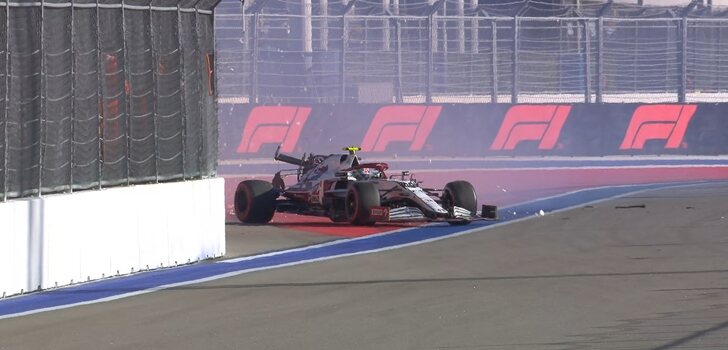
<box><xmin>0</xmin><ymin>182</ymin><xmax>694</xmax><ymax>318</ymax></box>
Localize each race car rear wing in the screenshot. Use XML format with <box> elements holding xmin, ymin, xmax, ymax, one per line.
<box><xmin>274</xmin><ymin>146</ymin><xmax>304</xmax><ymax>166</ymax></box>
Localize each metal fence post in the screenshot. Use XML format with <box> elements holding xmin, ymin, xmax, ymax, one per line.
<box><xmin>2</xmin><ymin>0</ymin><xmax>9</xmax><ymax>200</ymax></box>
<box><xmin>456</xmin><ymin>0</ymin><xmax>464</xmax><ymax>53</ymax></box>
<box><xmin>596</xmin><ymin>16</ymin><xmax>603</xmax><ymax>103</ymax></box>
<box><xmin>491</xmin><ymin>19</ymin><xmax>498</xmax><ymax>103</ymax></box>
<box><xmin>427</xmin><ymin>13</ymin><xmax>433</xmax><ymax>103</ymax></box>
<box><xmin>251</xmin><ymin>11</ymin><xmax>259</xmax><ymax>104</ymax></box>
<box><xmin>511</xmin><ymin>17</ymin><xmax>519</xmax><ymax>104</ymax></box>
<box><xmin>121</xmin><ymin>0</ymin><xmax>132</xmax><ymax>185</ymax></box>
<box><xmin>177</xmin><ymin>3</ymin><xmax>187</xmax><ymax>179</ymax></box>
<box><xmin>321</xmin><ymin>0</ymin><xmax>329</xmax><ymax>51</ymax></box>
<box><xmin>95</xmin><ymin>0</ymin><xmax>103</xmax><ymax>188</ymax></box>
<box><xmin>584</xmin><ymin>19</ymin><xmax>592</xmax><ymax>103</ymax></box>
<box><xmin>394</xmin><ymin>16</ymin><xmax>403</xmax><ymax>103</ymax></box>
<box><xmin>340</xmin><ymin>5</ymin><xmax>351</xmax><ymax>103</ymax></box>
<box><xmin>340</xmin><ymin>16</ymin><xmax>346</xmax><ymax>103</ymax></box>
<box><xmin>69</xmin><ymin>0</ymin><xmax>76</xmax><ymax>191</ymax></box>
<box><xmin>679</xmin><ymin>17</ymin><xmax>687</xmax><ymax>103</ymax></box>
<box><xmin>194</xmin><ymin>5</ymin><xmax>204</xmax><ymax>177</ymax></box>
<box><xmin>470</xmin><ymin>2</ymin><xmax>478</xmax><ymax>55</ymax></box>
<box><xmin>382</xmin><ymin>0</ymin><xmax>389</xmax><ymax>51</ymax></box>
<box><xmin>149</xmin><ymin>3</ymin><xmax>159</xmax><ymax>183</ymax></box>
<box><xmin>39</xmin><ymin>0</ymin><xmax>46</xmax><ymax>195</ymax></box>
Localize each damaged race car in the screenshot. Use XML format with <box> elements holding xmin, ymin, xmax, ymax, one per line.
<box><xmin>234</xmin><ymin>147</ymin><xmax>497</xmax><ymax>226</ymax></box>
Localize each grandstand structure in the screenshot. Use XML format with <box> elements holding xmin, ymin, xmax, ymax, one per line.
<box><xmin>216</xmin><ymin>0</ymin><xmax>728</xmax><ymax>104</ymax></box>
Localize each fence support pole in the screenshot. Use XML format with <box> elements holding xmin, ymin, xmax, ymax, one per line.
<box><xmin>395</xmin><ymin>17</ymin><xmax>403</xmax><ymax>103</ymax></box>
<box><xmin>584</xmin><ymin>19</ymin><xmax>592</xmax><ymax>103</ymax></box>
<box><xmin>39</xmin><ymin>0</ymin><xmax>46</xmax><ymax>195</ymax></box>
<box><xmin>121</xmin><ymin>0</ymin><xmax>132</xmax><ymax>185</ymax></box>
<box><xmin>382</xmin><ymin>0</ymin><xmax>389</xmax><ymax>51</ymax></box>
<box><xmin>251</xmin><ymin>11</ymin><xmax>259</xmax><ymax>103</ymax></box>
<box><xmin>321</xmin><ymin>0</ymin><xmax>329</xmax><ymax>50</ymax></box>
<box><xmin>456</xmin><ymin>0</ymin><xmax>464</xmax><ymax>53</ymax></box>
<box><xmin>339</xmin><ymin>1</ymin><xmax>354</xmax><ymax>103</ymax></box>
<box><xmin>69</xmin><ymin>0</ymin><xmax>76</xmax><ymax>191</ymax></box>
<box><xmin>596</xmin><ymin>16</ymin><xmax>603</xmax><ymax>103</ymax></box>
<box><xmin>2</xmin><ymin>0</ymin><xmax>9</xmax><ymax>200</ymax></box>
<box><xmin>511</xmin><ymin>17</ymin><xmax>519</xmax><ymax>104</ymax></box>
<box><xmin>679</xmin><ymin>17</ymin><xmax>687</xmax><ymax>103</ymax></box>
<box><xmin>427</xmin><ymin>13</ymin><xmax>434</xmax><ymax>103</ymax></box>
<box><xmin>194</xmin><ymin>6</ymin><xmax>204</xmax><ymax>176</ymax></box>
<box><xmin>491</xmin><ymin>19</ymin><xmax>498</xmax><ymax>103</ymax></box>
<box><xmin>149</xmin><ymin>3</ymin><xmax>159</xmax><ymax>183</ymax></box>
<box><xmin>177</xmin><ymin>4</ymin><xmax>187</xmax><ymax>179</ymax></box>
<box><xmin>95</xmin><ymin>0</ymin><xmax>103</xmax><ymax>188</ymax></box>
<box><xmin>470</xmin><ymin>0</ymin><xmax>477</xmax><ymax>54</ymax></box>
<box><xmin>303</xmin><ymin>0</ymin><xmax>313</xmax><ymax>72</ymax></box>
<box><xmin>340</xmin><ymin>16</ymin><xmax>346</xmax><ymax>103</ymax></box>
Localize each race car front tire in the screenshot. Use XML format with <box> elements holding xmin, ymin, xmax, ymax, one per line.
<box><xmin>346</xmin><ymin>182</ymin><xmax>380</xmax><ymax>225</ymax></box>
<box><xmin>443</xmin><ymin>181</ymin><xmax>477</xmax><ymax>225</ymax></box>
<box><xmin>234</xmin><ymin>180</ymin><xmax>277</xmax><ymax>224</ymax></box>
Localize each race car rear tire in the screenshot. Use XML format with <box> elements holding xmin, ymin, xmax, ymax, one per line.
<box><xmin>234</xmin><ymin>180</ymin><xmax>277</xmax><ymax>224</ymax></box>
<box><xmin>443</xmin><ymin>181</ymin><xmax>477</xmax><ymax>225</ymax></box>
<box><xmin>346</xmin><ymin>182</ymin><xmax>380</xmax><ymax>225</ymax></box>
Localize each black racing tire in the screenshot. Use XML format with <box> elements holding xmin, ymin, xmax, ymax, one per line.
<box><xmin>345</xmin><ymin>182</ymin><xmax>381</xmax><ymax>225</ymax></box>
<box><xmin>234</xmin><ymin>180</ymin><xmax>277</xmax><ymax>224</ymax></box>
<box><xmin>443</xmin><ymin>181</ymin><xmax>477</xmax><ymax>225</ymax></box>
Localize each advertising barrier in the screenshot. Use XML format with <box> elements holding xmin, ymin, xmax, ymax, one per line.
<box><xmin>219</xmin><ymin>104</ymin><xmax>728</xmax><ymax>163</ymax></box>
<box><xmin>0</xmin><ymin>178</ymin><xmax>225</xmax><ymax>297</ymax></box>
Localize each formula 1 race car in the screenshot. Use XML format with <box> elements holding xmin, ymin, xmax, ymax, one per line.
<box><xmin>234</xmin><ymin>147</ymin><xmax>497</xmax><ymax>225</ymax></box>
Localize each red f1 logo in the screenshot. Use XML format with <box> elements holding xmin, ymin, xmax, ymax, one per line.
<box><xmin>620</xmin><ymin>104</ymin><xmax>697</xmax><ymax>150</ymax></box>
<box><xmin>360</xmin><ymin>105</ymin><xmax>442</xmax><ymax>152</ymax></box>
<box><xmin>236</xmin><ymin>106</ymin><xmax>311</xmax><ymax>153</ymax></box>
<box><xmin>490</xmin><ymin>105</ymin><xmax>572</xmax><ymax>151</ymax></box>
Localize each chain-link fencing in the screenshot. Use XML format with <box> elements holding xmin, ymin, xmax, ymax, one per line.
<box><xmin>215</xmin><ymin>0</ymin><xmax>728</xmax><ymax>105</ymax></box>
<box><xmin>1</xmin><ymin>0</ymin><xmax>219</xmax><ymax>201</ymax></box>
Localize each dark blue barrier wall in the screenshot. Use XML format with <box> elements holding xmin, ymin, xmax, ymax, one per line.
<box><xmin>218</xmin><ymin>104</ymin><xmax>728</xmax><ymax>162</ymax></box>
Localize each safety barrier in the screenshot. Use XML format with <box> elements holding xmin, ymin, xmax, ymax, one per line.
<box><xmin>219</xmin><ymin>103</ymin><xmax>728</xmax><ymax>162</ymax></box>
<box><xmin>0</xmin><ymin>178</ymin><xmax>225</xmax><ymax>298</ymax></box>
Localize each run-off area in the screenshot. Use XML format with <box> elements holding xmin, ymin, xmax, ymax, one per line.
<box><xmin>1</xmin><ymin>181</ymin><xmax>728</xmax><ymax>349</ymax></box>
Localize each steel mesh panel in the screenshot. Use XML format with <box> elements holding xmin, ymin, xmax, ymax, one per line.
<box><xmin>686</xmin><ymin>19</ymin><xmax>728</xmax><ymax>102</ymax></box>
<box><xmin>98</xmin><ymin>5</ymin><xmax>129</xmax><ymax>186</ymax></box>
<box><xmin>180</xmin><ymin>9</ymin><xmax>203</xmax><ymax>178</ymax></box>
<box><xmin>0</xmin><ymin>6</ymin><xmax>6</xmax><ymax>199</ymax></box>
<box><xmin>215</xmin><ymin>3</ymin><xmax>249</xmax><ymax>101</ymax></box>
<box><xmin>214</xmin><ymin>0</ymin><xmax>728</xmax><ymax>104</ymax></box>
<box><xmin>41</xmin><ymin>7</ymin><xmax>73</xmax><ymax>193</ymax></box>
<box><xmin>197</xmin><ymin>10</ymin><xmax>218</xmax><ymax>176</ymax></box>
<box><xmin>398</xmin><ymin>17</ymin><xmax>428</xmax><ymax>102</ymax></box>
<box><xmin>7</xmin><ymin>6</ymin><xmax>42</xmax><ymax>198</ymax></box>
<box><xmin>0</xmin><ymin>0</ymin><xmax>219</xmax><ymax>202</ymax></box>
<box><xmin>601</xmin><ymin>18</ymin><xmax>681</xmax><ymax>103</ymax></box>
<box><xmin>125</xmin><ymin>6</ymin><xmax>158</xmax><ymax>183</ymax></box>
<box><xmin>152</xmin><ymin>9</ymin><xmax>185</xmax><ymax>180</ymax></box>
<box><xmin>72</xmin><ymin>7</ymin><xmax>102</xmax><ymax>190</ymax></box>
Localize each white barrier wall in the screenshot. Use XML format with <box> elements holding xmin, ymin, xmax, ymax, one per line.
<box><xmin>0</xmin><ymin>178</ymin><xmax>225</xmax><ymax>297</ymax></box>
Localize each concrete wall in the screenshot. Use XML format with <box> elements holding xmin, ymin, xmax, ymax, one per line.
<box><xmin>0</xmin><ymin>178</ymin><xmax>225</xmax><ymax>297</ymax></box>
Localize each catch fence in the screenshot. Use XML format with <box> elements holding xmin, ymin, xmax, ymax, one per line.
<box><xmin>215</xmin><ymin>1</ymin><xmax>728</xmax><ymax>104</ymax></box>
<box><xmin>0</xmin><ymin>0</ymin><xmax>219</xmax><ymax>200</ymax></box>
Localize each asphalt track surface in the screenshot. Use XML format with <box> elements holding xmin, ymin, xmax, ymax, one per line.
<box><xmin>2</xmin><ymin>183</ymin><xmax>728</xmax><ymax>349</ymax></box>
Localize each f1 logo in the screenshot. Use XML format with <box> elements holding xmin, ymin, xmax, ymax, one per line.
<box><xmin>620</xmin><ymin>104</ymin><xmax>697</xmax><ymax>150</ymax></box>
<box><xmin>360</xmin><ymin>105</ymin><xmax>442</xmax><ymax>152</ymax></box>
<box><xmin>236</xmin><ymin>106</ymin><xmax>311</xmax><ymax>153</ymax></box>
<box><xmin>490</xmin><ymin>105</ymin><xmax>571</xmax><ymax>151</ymax></box>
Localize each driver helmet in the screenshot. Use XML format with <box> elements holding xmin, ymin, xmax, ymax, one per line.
<box><xmin>352</xmin><ymin>167</ymin><xmax>380</xmax><ymax>180</ymax></box>
<box><xmin>351</xmin><ymin>167</ymin><xmax>367</xmax><ymax>180</ymax></box>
